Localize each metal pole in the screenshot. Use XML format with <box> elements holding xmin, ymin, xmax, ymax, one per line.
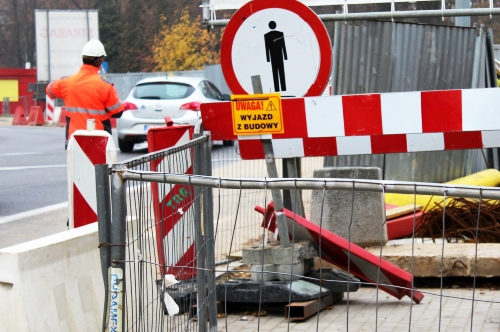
<box><xmin>104</xmin><ymin>164</ymin><xmax>127</xmax><ymax>332</ymax></box>
<box><xmin>455</xmin><ymin>0</ymin><xmax>470</xmax><ymax>27</ymax></box>
<box><xmin>251</xmin><ymin>75</ymin><xmax>290</xmax><ymax>248</ymax></box>
<box><xmin>46</xmin><ymin>10</ymin><xmax>51</xmax><ymax>82</ymax></box>
<box><xmin>330</xmin><ymin>17</ymin><xmax>341</xmax><ymax>95</ymax></box>
<box><xmin>486</xmin><ymin>28</ymin><xmax>497</xmax><ymax>88</ymax></box>
<box><xmin>23</xmin><ymin>96</ymin><xmax>28</xmax><ymax>117</ymax></box>
<box><xmin>485</xmin><ymin>28</ymin><xmax>497</xmax><ymax>169</ymax></box>
<box><xmin>202</xmin><ymin>0</ymin><xmax>210</xmax><ymax>23</ymax></box>
<box><xmin>120</xmin><ymin>172</ymin><xmax>500</xmax><ymax>201</ymax></box>
<box><xmin>95</xmin><ymin>164</ymin><xmax>112</xmax><ymax>332</ymax></box>
<box><xmin>201</xmin><ymin>136</ymin><xmax>218</xmax><ymax>332</ymax></box>
<box><xmin>284</xmin><ymin>158</ymin><xmax>304</xmax><ymax>217</ymax></box>
<box><xmin>193</xmin><ymin>139</ymin><xmax>207</xmax><ymax>332</ymax></box>
<box><xmin>262</xmin><ymin>142</ymin><xmax>291</xmax><ymax>248</ymax></box>
<box><xmin>2</xmin><ymin>97</ymin><xmax>9</xmax><ymax>115</ymax></box>
<box><xmin>86</xmin><ymin>10</ymin><xmax>90</xmax><ymax>41</ymax></box>
<box><xmin>472</xmin><ymin>25</ymin><xmax>485</xmax><ymax>89</ymax></box>
<box><xmin>207</xmin><ymin>8</ymin><xmax>500</xmax><ymax>27</ymax></box>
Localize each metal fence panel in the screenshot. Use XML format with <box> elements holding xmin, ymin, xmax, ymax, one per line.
<box><xmin>107</xmin><ymin>141</ymin><xmax>500</xmax><ymax>331</ymax></box>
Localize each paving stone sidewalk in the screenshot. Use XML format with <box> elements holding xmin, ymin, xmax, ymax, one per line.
<box><xmin>218</xmin><ymin>287</ymin><xmax>500</xmax><ymax>332</ymax></box>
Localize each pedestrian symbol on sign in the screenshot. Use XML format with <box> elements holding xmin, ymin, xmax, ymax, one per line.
<box><xmin>220</xmin><ymin>0</ymin><xmax>332</xmax><ymax>97</ymax></box>
<box><xmin>264</xmin><ymin>21</ymin><xmax>288</xmax><ymax>92</ymax></box>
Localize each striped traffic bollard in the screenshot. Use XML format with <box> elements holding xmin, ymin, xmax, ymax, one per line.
<box><xmin>147</xmin><ymin>122</ymin><xmax>196</xmax><ymax>280</ymax></box>
<box><xmin>67</xmin><ymin>119</ymin><xmax>117</xmax><ymax>228</ymax></box>
<box><xmin>45</xmin><ymin>94</ymin><xmax>55</xmax><ymax>123</ymax></box>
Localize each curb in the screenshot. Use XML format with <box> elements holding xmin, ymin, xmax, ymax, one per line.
<box><xmin>0</xmin><ymin>116</ymin><xmax>13</xmax><ymax>126</ymax></box>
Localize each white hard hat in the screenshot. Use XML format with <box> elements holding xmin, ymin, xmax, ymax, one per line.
<box><xmin>82</xmin><ymin>39</ymin><xmax>107</xmax><ymax>57</ymax></box>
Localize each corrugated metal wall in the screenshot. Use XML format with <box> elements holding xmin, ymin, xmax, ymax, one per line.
<box><xmin>326</xmin><ymin>20</ymin><xmax>494</xmax><ymax>182</ymax></box>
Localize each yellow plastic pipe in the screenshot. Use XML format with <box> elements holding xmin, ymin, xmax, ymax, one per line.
<box><xmin>385</xmin><ymin>169</ymin><xmax>500</xmax><ymax>211</ymax></box>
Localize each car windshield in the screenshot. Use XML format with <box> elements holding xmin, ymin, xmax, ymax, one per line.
<box><xmin>133</xmin><ymin>82</ymin><xmax>195</xmax><ymax>100</ymax></box>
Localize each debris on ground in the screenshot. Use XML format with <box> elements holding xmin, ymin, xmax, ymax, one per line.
<box><xmin>414</xmin><ymin>198</ymin><xmax>500</xmax><ymax>243</ymax></box>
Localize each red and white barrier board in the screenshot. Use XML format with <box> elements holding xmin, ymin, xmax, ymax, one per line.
<box><xmin>256</xmin><ymin>202</ymin><xmax>424</xmax><ymax>303</ymax></box>
<box><xmin>148</xmin><ymin>124</ymin><xmax>195</xmax><ymax>280</ymax></box>
<box><xmin>67</xmin><ymin>120</ymin><xmax>117</xmax><ymax>228</ymax></box>
<box><xmin>201</xmin><ymin>88</ymin><xmax>500</xmax><ymax>159</ymax></box>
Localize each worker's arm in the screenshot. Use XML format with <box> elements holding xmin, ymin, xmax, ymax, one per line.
<box><xmin>104</xmin><ymin>85</ymin><xmax>124</xmax><ymax>117</ymax></box>
<box><xmin>45</xmin><ymin>79</ymin><xmax>64</xmax><ymax>99</ymax></box>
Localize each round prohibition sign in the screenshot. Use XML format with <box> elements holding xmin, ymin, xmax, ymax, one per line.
<box><xmin>221</xmin><ymin>0</ymin><xmax>332</xmax><ymax>97</ymax></box>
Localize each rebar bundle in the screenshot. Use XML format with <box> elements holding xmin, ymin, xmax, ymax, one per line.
<box><xmin>414</xmin><ymin>198</ymin><xmax>500</xmax><ymax>243</ymax></box>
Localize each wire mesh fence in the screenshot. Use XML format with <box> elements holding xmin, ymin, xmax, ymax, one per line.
<box><xmin>99</xmin><ymin>134</ymin><xmax>500</xmax><ymax>331</ymax></box>
<box><xmin>211</xmin><ymin>144</ymin><xmax>325</xmax><ymax>262</ymax></box>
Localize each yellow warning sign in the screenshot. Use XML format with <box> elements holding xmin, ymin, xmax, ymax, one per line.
<box><xmin>231</xmin><ymin>93</ymin><xmax>284</xmax><ymax>135</ymax></box>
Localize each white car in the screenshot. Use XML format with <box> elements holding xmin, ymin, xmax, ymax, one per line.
<box><xmin>117</xmin><ymin>76</ymin><xmax>227</xmax><ymax>152</ymax></box>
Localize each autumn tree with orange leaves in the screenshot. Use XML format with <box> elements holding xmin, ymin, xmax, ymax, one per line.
<box><xmin>153</xmin><ymin>9</ymin><xmax>224</xmax><ymax>71</ymax></box>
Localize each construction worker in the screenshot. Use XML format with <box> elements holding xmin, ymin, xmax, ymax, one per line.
<box><xmin>46</xmin><ymin>39</ymin><xmax>124</xmax><ymax>149</ymax></box>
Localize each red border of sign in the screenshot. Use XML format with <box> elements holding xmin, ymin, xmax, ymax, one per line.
<box><xmin>220</xmin><ymin>0</ymin><xmax>332</xmax><ymax>97</ymax></box>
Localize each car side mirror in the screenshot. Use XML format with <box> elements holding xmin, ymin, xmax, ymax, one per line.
<box><xmin>222</xmin><ymin>94</ymin><xmax>231</xmax><ymax>101</ymax></box>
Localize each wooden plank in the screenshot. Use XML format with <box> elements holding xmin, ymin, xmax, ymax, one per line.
<box><xmin>386</xmin><ymin>204</ymin><xmax>422</xmax><ymax>220</ymax></box>
<box><xmin>226</xmin><ymin>250</ymin><xmax>242</xmax><ymax>260</ymax></box>
<box><xmin>284</xmin><ymin>294</ymin><xmax>334</xmax><ymax>321</ymax></box>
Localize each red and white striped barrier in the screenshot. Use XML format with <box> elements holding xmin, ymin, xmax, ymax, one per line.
<box><xmin>148</xmin><ymin>124</ymin><xmax>195</xmax><ymax>280</ymax></box>
<box><xmin>67</xmin><ymin>120</ymin><xmax>117</xmax><ymax>228</ymax></box>
<box><xmin>201</xmin><ymin>88</ymin><xmax>500</xmax><ymax>159</ymax></box>
<box><xmin>46</xmin><ymin>94</ymin><xmax>54</xmax><ymax>123</ymax></box>
<box><xmin>256</xmin><ymin>202</ymin><xmax>424</xmax><ymax>303</ymax></box>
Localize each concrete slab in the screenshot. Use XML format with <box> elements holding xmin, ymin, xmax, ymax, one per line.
<box><xmin>242</xmin><ymin>243</ymin><xmax>276</xmax><ymax>265</ymax></box>
<box><xmin>365</xmin><ymin>243</ymin><xmax>500</xmax><ymax>277</ymax></box>
<box><xmin>250</xmin><ymin>264</ymin><xmax>277</xmax><ymax>282</ymax></box>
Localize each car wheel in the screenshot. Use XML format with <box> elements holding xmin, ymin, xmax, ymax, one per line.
<box><xmin>118</xmin><ymin>138</ymin><xmax>135</xmax><ymax>152</ymax></box>
<box><xmin>223</xmin><ymin>140</ymin><xmax>235</xmax><ymax>146</ymax></box>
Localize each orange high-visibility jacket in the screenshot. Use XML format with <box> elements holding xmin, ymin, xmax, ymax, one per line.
<box><xmin>46</xmin><ymin>64</ymin><xmax>123</xmax><ymax>137</ymax></box>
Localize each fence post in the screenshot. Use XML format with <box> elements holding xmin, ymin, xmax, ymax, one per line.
<box><xmin>2</xmin><ymin>97</ymin><xmax>9</xmax><ymax>115</ymax></box>
<box><xmin>96</xmin><ymin>164</ymin><xmax>112</xmax><ymax>332</ymax></box>
<box><xmin>193</xmin><ymin>137</ymin><xmax>208</xmax><ymax>332</ymax></box>
<box><xmin>201</xmin><ymin>135</ymin><xmax>218</xmax><ymax>331</ymax></box>
<box><xmin>103</xmin><ymin>164</ymin><xmax>127</xmax><ymax>332</ymax></box>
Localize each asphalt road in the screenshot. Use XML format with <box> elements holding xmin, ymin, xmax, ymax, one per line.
<box><xmin>0</xmin><ymin>125</ymin><xmax>147</xmax><ymax>217</ymax></box>
<box><xmin>0</xmin><ymin>123</ymin><xmax>237</xmax><ymax>248</ymax></box>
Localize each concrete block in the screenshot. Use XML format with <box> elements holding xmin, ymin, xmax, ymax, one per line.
<box><xmin>277</xmin><ymin>262</ymin><xmax>305</xmax><ymax>281</ymax></box>
<box><xmin>272</xmin><ymin>244</ymin><xmax>305</xmax><ymax>265</ymax></box>
<box><xmin>298</xmin><ymin>240</ymin><xmax>318</xmax><ymax>258</ymax></box>
<box><xmin>272</xmin><ymin>241</ymin><xmax>317</xmax><ymax>265</ymax></box>
<box><xmin>310</xmin><ymin>167</ymin><xmax>387</xmax><ymax>248</ymax></box>
<box><xmin>250</xmin><ymin>264</ymin><xmax>277</xmax><ymax>282</ymax></box>
<box><xmin>242</xmin><ymin>243</ymin><xmax>274</xmax><ymax>265</ymax></box>
<box><xmin>0</xmin><ymin>223</ymin><xmax>103</xmax><ymax>332</ymax></box>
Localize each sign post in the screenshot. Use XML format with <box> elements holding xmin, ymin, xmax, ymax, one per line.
<box><xmin>220</xmin><ymin>0</ymin><xmax>332</xmax><ymax>222</ymax></box>
<box><xmin>231</xmin><ymin>79</ymin><xmax>291</xmax><ymax>247</ymax></box>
